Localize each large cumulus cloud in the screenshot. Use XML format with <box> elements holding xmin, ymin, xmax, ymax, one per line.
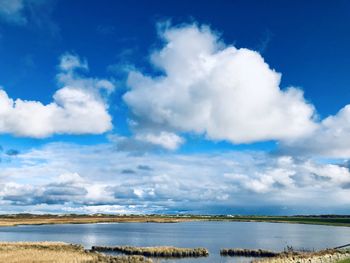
<box><xmin>124</xmin><ymin>24</ymin><xmax>317</xmax><ymax>145</ymax></box>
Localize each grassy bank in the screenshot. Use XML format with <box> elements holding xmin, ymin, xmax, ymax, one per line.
<box><xmin>92</xmin><ymin>245</ymin><xmax>209</xmax><ymax>257</ymax></box>
<box><xmin>0</xmin><ymin>214</ymin><xmax>350</xmax><ymax>227</ymax></box>
<box><xmin>0</xmin><ymin>242</ymin><xmax>152</xmax><ymax>263</ymax></box>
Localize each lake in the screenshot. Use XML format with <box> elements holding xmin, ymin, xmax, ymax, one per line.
<box><xmin>0</xmin><ymin>221</ymin><xmax>349</xmax><ymax>262</ymax></box>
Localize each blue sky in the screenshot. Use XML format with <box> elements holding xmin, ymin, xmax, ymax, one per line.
<box><xmin>0</xmin><ymin>0</ymin><xmax>350</xmax><ymax>215</ymax></box>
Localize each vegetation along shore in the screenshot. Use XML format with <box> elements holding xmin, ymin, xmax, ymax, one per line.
<box><xmin>0</xmin><ymin>214</ymin><xmax>350</xmax><ymax>227</ymax></box>
<box><xmin>0</xmin><ymin>242</ymin><xmax>349</xmax><ymax>263</ymax></box>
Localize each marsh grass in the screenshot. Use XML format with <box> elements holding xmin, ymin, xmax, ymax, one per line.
<box><xmin>0</xmin><ymin>242</ymin><xmax>152</xmax><ymax>263</ymax></box>
<box><xmin>220</xmin><ymin>248</ymin><xmax>279</xmax><ymax>257</ymax></box>
<box><xmin>92</xmin><ymin>246</ymin><xmax>209</xmax><ymax>258</ymax></box>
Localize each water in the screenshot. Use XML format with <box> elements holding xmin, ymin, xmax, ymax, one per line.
<box><xmin>0</xmin><ymin>221</ymin><xmax>349</xmax><ymax>262</ymax></box>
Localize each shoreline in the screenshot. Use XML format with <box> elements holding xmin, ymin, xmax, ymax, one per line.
<box><xmin>0</xmin><ymin>215</ymin><xmax>350</xmax><ymax>228</ymax></box>
<box><xmin>0</xmin><ymin>242</ymin><xmax>349</xmax><ymax>263</ymax></box>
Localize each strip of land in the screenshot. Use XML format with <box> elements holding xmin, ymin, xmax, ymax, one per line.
<box><xmin>0</xmin><ymin>214</ymin><xmax>350</xmax><ymax>227</ymax></box>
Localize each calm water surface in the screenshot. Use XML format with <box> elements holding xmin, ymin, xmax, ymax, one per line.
<box><xmin>0</xmin><ymin>221</ymin><xmax>349</xmax><ymax>262</ymax></box>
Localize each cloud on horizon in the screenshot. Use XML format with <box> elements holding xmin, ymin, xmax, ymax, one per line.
<box><xmin>0</xmin><ymin>143</ymin><xmax>349</xmax><ymax>214</ymax></box>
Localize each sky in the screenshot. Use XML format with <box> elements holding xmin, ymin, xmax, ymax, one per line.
<box><xmin>0</xmin><ymin>0</ymin><xmax>350</xmax><ymax>215</ymax></box>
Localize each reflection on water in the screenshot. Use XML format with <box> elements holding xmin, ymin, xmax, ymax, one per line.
<box><xmin>0</xmin><ymin>221</ymin><xmax>349</xmax><ymax>262</ymax></box>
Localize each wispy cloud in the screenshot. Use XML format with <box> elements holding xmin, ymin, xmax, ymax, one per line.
<box><xmin>0</xmin><ymin>0</ymin><xmax>26</xmax><ymax>25</ymax></box>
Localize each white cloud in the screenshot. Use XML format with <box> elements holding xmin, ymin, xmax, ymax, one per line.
<box><xmin>124</xmin><ymin>23</ymin><xmax>317</xmax><ymax>144</ymax></box>
<box><xmin>282</xmin><ymin>105</ymin><xmax>350</xmax><ymax>158</ymax></box>
<box><xmin>225</xmin><ymin>155</ymin><xmax>350</xmax><ymax>196</ymax></box>
<box><xmin>108</xmin><ymin>132</ymin><xmax>184</xmax><ymax>152</ymax></box>
<box><xmin>0</xmin><ymin>0</ymin><xmax>26</xmax><ymax>24</ymax></box>
<box><xmin>135</xmin><ymin>131</ymin><xmax>184</xmax><ymax>150</ymax></box>
<box><xmin>0</xmin><ymin>53</ymin><xmax>114</xmax><ymax>138</ymax></box>
<box><xmin>57</xmin><ymin>172</ymin><xmax>84</xmax><ymax>184</ymax></box>
<box><xmin>59</xmin><ymin>53</ymin><xmax>88</xmax><ymax>72</ymax></box>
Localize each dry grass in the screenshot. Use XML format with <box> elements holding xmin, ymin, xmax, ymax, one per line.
<box><xmin>0</xmin><ymin>242</ymin><xmax>152</xmax><ymax>263</ymax></box>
